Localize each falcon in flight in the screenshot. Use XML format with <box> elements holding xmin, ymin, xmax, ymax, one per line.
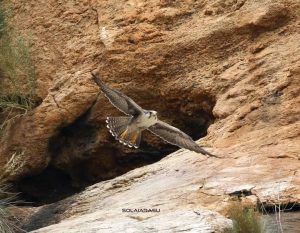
<box><xmin>92</xmin><ymin>73</ymin><xmax>218</xmax><ymax>157</ymax></box>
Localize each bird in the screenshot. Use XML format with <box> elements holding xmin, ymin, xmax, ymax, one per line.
<box><xmin>92</xmin><ymin>73</ymin><xmax>218</xmax><ymax>157</ymax></box>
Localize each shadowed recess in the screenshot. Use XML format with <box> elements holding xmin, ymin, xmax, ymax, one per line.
<box><xmin>15</xmin><ymin>92</ymin><xmax>216</xmax><ymax>206</ymax></box>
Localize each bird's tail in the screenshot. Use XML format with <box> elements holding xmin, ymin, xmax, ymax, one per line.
<box><xmin>106</xmin><ymin>116</ymin><xmax>141</xmax><ymax>148</ymax></box>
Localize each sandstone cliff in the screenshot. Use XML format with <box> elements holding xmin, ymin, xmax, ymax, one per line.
<box><xmin>0</xmin><ymin>0</ymin><xmax>299</xmax><ymax>232</ymax></box>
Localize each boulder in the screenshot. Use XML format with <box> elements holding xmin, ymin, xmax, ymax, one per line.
<box><xmin>0</xmin><ymin>0</ymin><xmax>299</xmax><ymax>231</ymax></box>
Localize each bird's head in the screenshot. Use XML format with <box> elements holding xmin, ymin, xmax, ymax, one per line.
<box><xmin>145</xmin><ymin>110</ymin><xmax>157</xmax><ymax>120</ymax></box>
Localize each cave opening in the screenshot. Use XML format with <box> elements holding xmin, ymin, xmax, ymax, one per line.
<box><xmin>15</xmin><ymin>92</ymin><xmax>216</xmax><ymax>206</ymax></box>
<box><xmin>16</xmin><ymin>165</ymin><xmax>80</xmax><ymax>206</ymax></box>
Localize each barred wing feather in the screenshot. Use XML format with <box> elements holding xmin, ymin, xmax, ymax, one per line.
<box><xmin>149</xmin><ymin>121</ymin><xmax>219</xmax><ymax>157</ymax></box>
<box><xmin>92</xmin><ymin>73</ymin><xmax>143</xmax><ymax>116</ymax></box>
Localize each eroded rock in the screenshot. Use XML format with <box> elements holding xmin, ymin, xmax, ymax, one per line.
<box><xmin>0</xmin><ymin>0</ymin><xmax>299</xmax><ymax>232</ymax></box>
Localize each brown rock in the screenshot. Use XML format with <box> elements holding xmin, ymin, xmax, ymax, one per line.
<box><xmin>0</xmin><ymin>0</ymin><xmax>299</xmax><ymax>231</ymax></box>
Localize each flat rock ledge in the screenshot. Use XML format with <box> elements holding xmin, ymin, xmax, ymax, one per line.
<box><xmin>32</xmin><ymin>209</ymin><xmax>232</xmax><ymax>233</ymax></box>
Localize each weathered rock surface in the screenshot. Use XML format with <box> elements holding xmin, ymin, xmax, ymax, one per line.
<box><xmin>0</xmin><ymin>0</ymin><xmax>299</xmax><ymax>232</ymax></box>
<box><xmin>23</xmin><ymin>148</ymin><xmax>298</xmax><ymax>232</ymax></box>
<box><xmin>31</xmin><ymin>206</ymin><xmax>232</xmax><ymax>233</ymax></box>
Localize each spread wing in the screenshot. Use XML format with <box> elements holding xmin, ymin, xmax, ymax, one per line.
<box><xmin>148</xmin><ymin>121</ymin><xmax>219</xmax><ymax>157</ymax></box>
<box><xmin>92</xmin><ymin>73</ymin><xmax>143</xmax><ymax>116</ymax></box>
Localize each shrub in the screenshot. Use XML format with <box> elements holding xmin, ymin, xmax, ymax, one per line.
<box><xmin>0</xmin><ymin>6</ymin><xmax>37</xmax><ymax>131</ymax></box>
<box><xmin>0</xmin><ymin>8</ymin><xmax>7</xmax><ymax>36</ymax></box>
<box><xmin>225</xmin><ymin>201</ymin><xmax>263</xmax><ymax>233</ymax></box>
<box><xmin>0</xmin><ymin>183</ymin><xmax>19</xmax><ymax>233</ymax></box>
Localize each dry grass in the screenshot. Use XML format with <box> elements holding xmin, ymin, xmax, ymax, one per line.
<box><xmin>0</xmin><ymin>8</ymin><xmax>6</xmax><ymax>36</ymax></box>
<box><xmin>0</xmin><ymin>183</ymin><xmax>20</xmax><ymax>233</ymax></box>
<box><xmin>224</xmin><ymin>201</ymin><xmax>263</xmax><ymax>233</ymax></box>
<box><xmin>0</xmin><ymin>151</ymin><xmax>26</xmax><ymax>182</ymax></box>
<box><xmin>0</xmin><ymin>6</ymin><xmax>37</xmax><ymax>132</ymax></box>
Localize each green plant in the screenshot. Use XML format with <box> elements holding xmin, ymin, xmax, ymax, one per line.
<box><xmin>0</xmin><ymin>8</ymin><xmax>7</xmax><ymax>36</ymax></box>
<box><xmin>0</xmin><ymin>6</ymin><xmax>37</xmax><ymax>131</ymax></box>
<box><xmin>0</xmin><ymin>183</ymin><xmax>19</xmax><ymax>233</ymax></box>
<box><xmin>225</xmin><ymin>202</ymin><xmax>263</xmax><ymax>233</ymax></box>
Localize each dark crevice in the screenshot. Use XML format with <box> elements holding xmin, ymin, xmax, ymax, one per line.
<box><xmin>228</xmin><ymin>189</ymin><xmax>254</xmax><ymax>198</ymax></box>
<box><xmin>15</xmin><ymin>92</ymin><xmax>216</xmax><ymax>206</ymax></box>
<box><xmin>16</xmin><ymin>166</ymin><xmax>81</xmax><ymax>206</ymax></box>
<box><xmin>259</xmin><ymin>202</ymin><xmax>300</xmax><ymax>214</ymax></box>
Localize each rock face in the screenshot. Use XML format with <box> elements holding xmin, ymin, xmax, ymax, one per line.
<box><xmin>27</xmin><ymin>157</ymin><xmax>235</xmax><ymax>232</ymax></box>
<box><xmin>0</xmin><ymin>0</ymin><xmax>299</xmax><ymax>232</ymax></box>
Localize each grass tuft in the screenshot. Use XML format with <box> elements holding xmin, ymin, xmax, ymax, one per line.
<box><xmin>224</xmin><ymin>201</ymin><xmax>263</xmax><ymax>233</ymax></box>
<box><xmin>0</xmin><ymin>183</ymin><xmax>19</xmax><ymax>233</ymax></box>
<box><xmin>0</xmin><ymin>6</ymin><xmax>37</xmax><ymax>132</ymax></box>
<box><xmin>0</xmin><ymin>9</ymin><xmax>7</xmax><ymax>36</ymax></box>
